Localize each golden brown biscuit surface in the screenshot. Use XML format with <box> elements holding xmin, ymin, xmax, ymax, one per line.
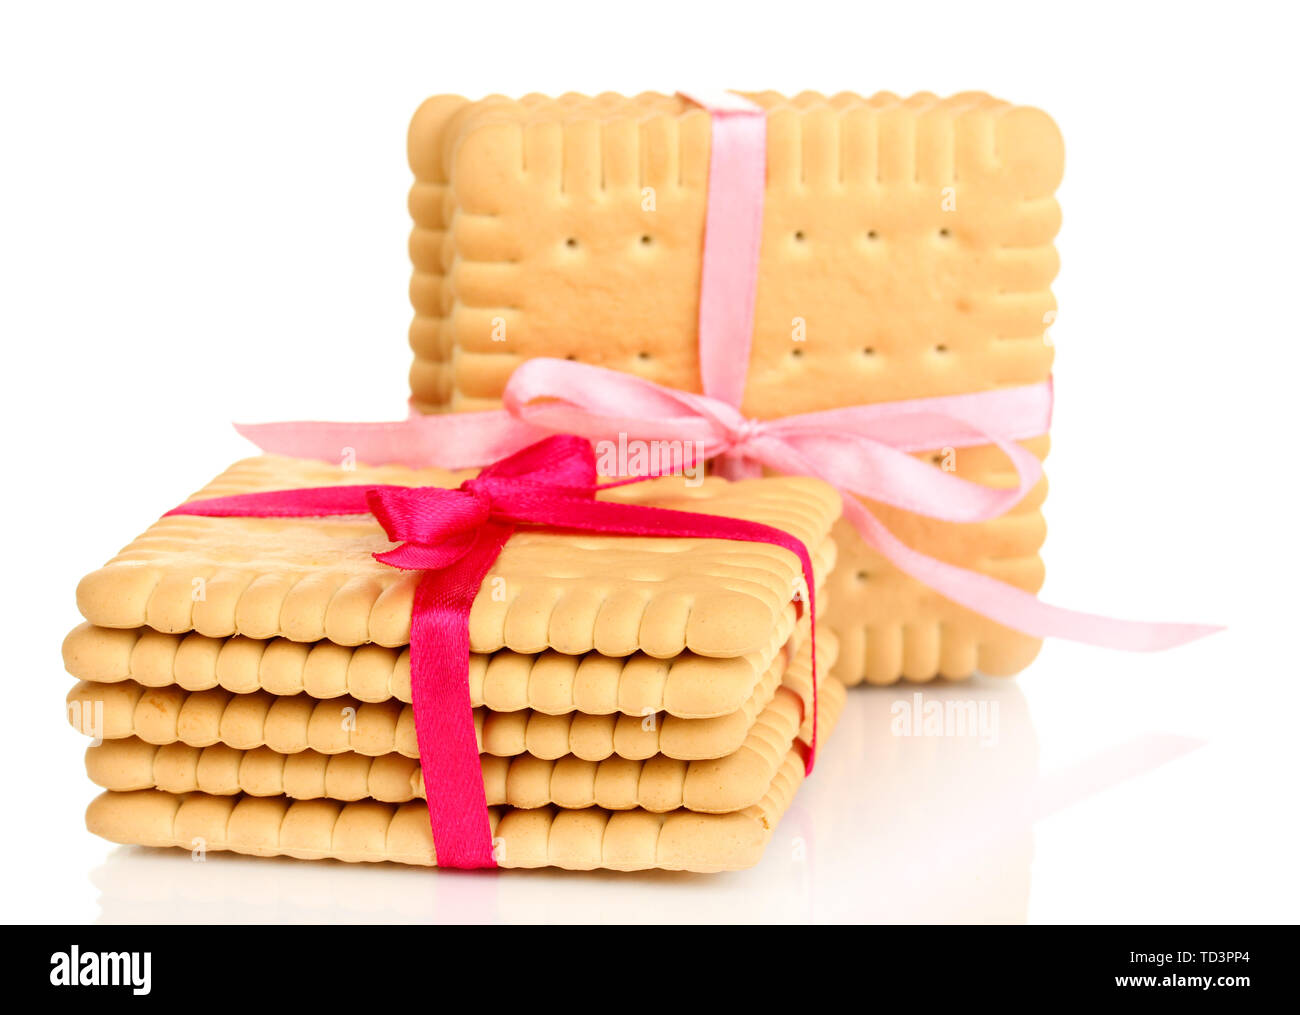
<box><xmin>76</xmin><ymin>456</ymin><xmax>840</xmax><ymax>660</ymax></box>
<box><xmin>66</xmin><ymin>628</ymin><xmax>835</xmax><ymax>768</ymax></box>
<box><xmin>85</xmin><ymin>721</ymin><xmax>827</xmax><ymax>873</ymax></box>
<box><xmin>83</xmin><ymin>635</ymin><xmax>843</xmax><ymax>873</ymax></box>
<box><xmin>64</xmin><ymin>571</ymin><xmax>829</xmax><ymax>719</ymax></box>
<box><xmin>83</xmin><ymin>655</ymin><xmax>842</xmax><ymax>814</ymax></box>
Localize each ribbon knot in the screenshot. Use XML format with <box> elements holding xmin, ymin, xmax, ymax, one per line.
<box><xmin>366</xmin><ymin>483</ymin><xmax>493</xmax><ymax>572</ymax></box>
<box><xmin>710</xmin><ymin>411</ymin><xmax>769</xmax><ymax>481</ymax></box>
<box><xmin>364</xmin><ymin>435</ymin><xmax>605</xmax><ymax>572</ymax></box>
<box><xmin>728</xmin><ymin>415</ymin><xmax>765</xmax><ymax>447</ymax></box>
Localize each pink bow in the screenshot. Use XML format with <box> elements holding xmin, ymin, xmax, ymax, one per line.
<box><xmin>502</xmin><ymin>360</ymin><xmax>1218</xmax><ymax>650</ymax></box>
<box><xmin>166</xmin><ymin>435</ymin><xmax>819</xmax><ymax>869</ymax></box>
<box><xmin>237</xmin><ymin>358</ymin><xmax>1215</xmax><ymax>651</ymax></box>
<box><xmin>505</xmin><ymin>359</ymin><xmax>1048</xmax><ymax>522</ymax></box>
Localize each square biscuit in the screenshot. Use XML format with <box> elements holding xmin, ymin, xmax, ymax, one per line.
<box><xmin>75</xmin><ymin>455</ymin><xmax>840</xmax><ymax>660</ymax></box>
<box><xmin>82</xmin><ymin>633</ymin><xmax>840</xmax><ymax>816</ymax></box>
<box><xmin>407</xmin><ymin>90</ymin><xmax>1059</xmax><ymax>684</ymax></box>
<box><xmin>63</xmin><ymin>579</ymin><xmax>824</xmax><ymax>721</ymax></box>
<box><xmin>65</xmin><ymin>625</ymin><xmax>834</xmax><ymax>766</ymax></box>
<box><xmin>84</xmin><ymin>674</ymin><xmax>838</xmax><ymax>873</ymax></box>
<box><xmin>409</xmin><ymin>91</ymin><xmax>1059</xmax><ymax>414</ymax></box>
<box><xmin>85</xmin><ymin>767</ymin><xmax>792</xmax><ymax>871</ymax></box>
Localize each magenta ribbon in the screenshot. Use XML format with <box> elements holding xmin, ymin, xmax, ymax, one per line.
<box><xmin>164</xmin><ymin>435</ymin><xmax>818</xmax><ymax>869</ymax></box>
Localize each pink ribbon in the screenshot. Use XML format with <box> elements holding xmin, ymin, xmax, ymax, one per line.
<box><xmin>240</xmin><ymin>360</ymin><xmax>1216</xmax><ymax>651</ymax></box>
<box><xmin>679</xmin><ymin>89</ymin><xmax>767</xmax><ymax>418</ymax></box>
<box><xmin>235</xmin><ymin>89</ymin><xmax>1217</xmax><ymax>659</ymax></box>
<box><xmin>164</xmin><ymin>435</ymin><xmax>818</xmax><ymax>869</ymax></box>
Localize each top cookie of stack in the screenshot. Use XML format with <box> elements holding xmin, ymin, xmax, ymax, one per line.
<box><xmin>75</xmin><ymin>456</ymin><xmax>837</xmax><ymax>659</ymax></box>
<box><xmin>67</xmin><ymin>455</ymin><xmax>845</xmax><ymax>871</ymax></box>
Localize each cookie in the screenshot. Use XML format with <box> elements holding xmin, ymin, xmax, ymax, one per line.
<box><xmin>406</xmin><ymin>90</ymin><xmax>1060</xmax><ymax>683</ymax></box>
<box><xmin>84</xmin><ymin>728</ymin><xmax>824</xmax><ymax>872</ymax></box>
<box><xmin>64</xmin><ymin>580</ymin><xmax>825</xmax><ymax>720</ymax></box>
<box><xmin>83</xmin><ymin>638</ymin><xmax>840</xmax><ymax>815</ymax></box>
<box><xmin>76</xmin><ymin>455</ymin><xmax>839</xmax><ymax>660</ymax></box>
<box><xmin>66</xmin><ymin>626</ymin><xmax>834</xmax><ymax>764</ymax></box>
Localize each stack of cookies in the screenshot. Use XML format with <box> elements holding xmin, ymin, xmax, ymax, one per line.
<box><xmin>65</xmin><ymin>455</ymin><xmax>844</xmax><ymax>872</ymax></box>
<box><xmin>406</xmin><ymin>91</ymin><xmax>1061</xmax><ymax>686</ymax></box>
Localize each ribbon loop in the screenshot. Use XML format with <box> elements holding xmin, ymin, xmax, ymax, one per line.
<box><xmin>367</xmin><ymin>485</ymin><xmax>491</xmax><ymax>548</ymax></box>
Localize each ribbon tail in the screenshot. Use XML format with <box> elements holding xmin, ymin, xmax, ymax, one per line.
<box><xmin>682</xmin><ymin>90</ymin><xmax>767</xmax><ymax>410</ymax></box>
<box><xmin>409</xmin><ymin>521</ymin><xmax>512</xmax><ymax>869</ymax></box>
<box><xmin>805</xmin><ymin>597</ymin><xmax>818</xmax><ymax>774</ymax></box>
<box><xmin>841</xmin><ymin>499</ymin><xmax>1223</xmax><ymax>652</ymax></box>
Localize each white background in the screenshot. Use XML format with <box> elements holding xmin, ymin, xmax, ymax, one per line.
<box><xmin>1</xmin><ymin>0</ymin><xmax>1296</xmax><ymax>923</ymax></box>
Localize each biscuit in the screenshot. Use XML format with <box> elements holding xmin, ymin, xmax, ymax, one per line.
<box><xmin>407</xmin><ymin>91</ymin><xmax>1060</xmax><ymax>684</ymax></box>
<box><xmin>64</xmin><ymin>614</ymin><xmax>811</xmax><ymax>754</ymax></box>
<box><xmin>84</xmin><ymin>726</ymin><xmax>825</xmax><ymax>871</ymax></box>
<box><xmin>75</xmin><ymin>455</ymin><xmax>840</xmax><ymax>661</ymax></box>
<box><xmin>66</xmin><ymin>627</ymin><xmax>833</xmax><ymax>764</ymax></box>
<box><xmin>82</xmin><ymin>643</ymin><xmax>841</xmax><ymax>815</ymax></box>
<box><xmin>63</xmin><ymin>586</ymin><xmax>821</xmax><ymax>720</ymax></box>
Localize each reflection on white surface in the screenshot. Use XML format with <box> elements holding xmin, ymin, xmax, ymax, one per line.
<box><xmin>88</xmin><ymin>680</ymin><xmax>1202</xmax><ymax>924</ymax></box>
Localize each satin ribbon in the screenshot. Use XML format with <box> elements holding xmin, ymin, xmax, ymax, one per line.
<box><xmin>164</xmin><ymin>435</ymin><xmax>818</xmax><ymax>869</ymax></box>
<box><xmin>240</xmin><ymin>358</ymin><xmax>1216</xmax><ymax>650</ymax></box>
<box><xmin>678</xmin><ymin>88</ymin><xmax>767</xmax><ymax>420</ymax></box>
<box><xmin>508</xmin><ymin>363</ymin><xmax>1221</xmax><ymax>649</ymax></box>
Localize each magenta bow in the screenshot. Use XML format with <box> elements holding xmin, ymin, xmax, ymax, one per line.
<box><xmin>166</xmin><ymin>435</ymin><xmax>819</xmax><ymax>869</ymax></box>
